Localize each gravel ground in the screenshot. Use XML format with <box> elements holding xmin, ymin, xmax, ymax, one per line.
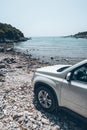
<box><xmin>0</xmin><ymin>52</ymin><xmax>87</xmax><ymax>130</ymax></box>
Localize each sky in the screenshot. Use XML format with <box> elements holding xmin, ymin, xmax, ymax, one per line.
<box><xmin>0</xmin><ymin>0</ymin><xmax>87</xmax><ymax>37</ymax></box>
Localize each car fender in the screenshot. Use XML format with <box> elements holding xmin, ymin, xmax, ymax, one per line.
<box><xmin>33</xmin><ymin>75</ymin><xmax>61</xmax><ymax>105</ymax></box>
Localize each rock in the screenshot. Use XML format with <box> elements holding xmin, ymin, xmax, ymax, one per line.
<box><xmin>42</xmin><ymin>118</ymin><xmax>49</xmax><ymax>125</ymax></box>
<box><xmin>10</xmin><ymin>58</ymin><xmax>16</xmax><ymax>63</ymax></box>
<box><xmin>16</xmin><ymin>65</ymin><xmax>23</xmax><ymax>68</ymax></box>
<box><xmin>18</xmin><ymin>119</ymin><xmax>23</xmax><ymax>124</ymax></box>
<box><xmin>0</xmin><ymin>112</ymin><xmax>4</xmax><ymax>119</ymax></box>
<box><xmin>0</xmin><ymin>122</ymin><xmax>3</xmax><ymax>129</ymax></box>
<box><xmin>33</xmin><ymin>124</ymin><xmax>37</xmax><ymax>129</ymax></box>
<box><xmin>13</xmin><ymin>114</ymin><xmax>22</xmax><ymax>121</ymax></box>
<box><xmin>13</xmin><ymin>115</ymin><xmax>19</xmax><ymax>121</ymax></box>
<box><xmin>0</xmin><ymin>60</ymin><xmax>3</xmax><ymax>64</ymax></box>
<box><xmin>20</xmin><ymin>125</ymin><xmax>27</xmax><ymax>130</ymax></box>
<box><xmin>29</xmin><ymin>117</ymin><xmax>35</xmax><ymax>123</ymax></box>
<box><xmin>0</xmin><ymin>77</ymin><xmax>5</xmax><ymax>82</ymax></box>
<box><xmin>37</xmin><ymin>111</ymin><xmax>42</xmax><ymax>121</ymax></box>
<box><xmin>53</xmin><ymin>125</ymin><xmax>60</xmax><ymax>130</ymax></box>
<box><xmin>24</xmin><ymin>111</ymin><xmax>33</xmax><ymax>116</ymax></box>
<box><xmin>0</xmin><ymin>64</ymin><xmax>6</xmax><ymax>69</ymax></box>
<box><xmin>3</xmin><ymin>57</ymin><xmax>16</xmax><ymax>64</ymax></box>
<box><xmin>51</xmin><ymin>57</ymin><xmax>54</xmax><ymax>60</ymax></box>
<box><xmin>24</xmin><ymin>118</ymin><xmax>28</xmax><ymax>124</ymax></box>
<box><xmin>0</xmin><ymin>104</ymin><xmax>6</xmax><ymax>111</ymax></box>
<box><xmin>8</xmin><ymin>115</ymin><xmax>13</xmax><ymax>121</ymax></box>
<box><xmin>0</xmin><ymin>71</ymin><xmax>5</xmax><ymax>77</ymax></box>
<box><xmin>3</xmin><ymin>109</ymin><xmax>9</xmax><ymax>116</ymax></box>
<box><xmin>13</xmin><ymin>106</ymin><xmax>18</xmax><ymax>110</ymax></box>
<box><xmin>6</xmin><ymin>48</ymin><xmax>14</xmax><ymax>52</ymax></box>
<box><xmin>0</xmin><ymin>47</ymin><xmax>4</xmax><ymax>52</ymax></box>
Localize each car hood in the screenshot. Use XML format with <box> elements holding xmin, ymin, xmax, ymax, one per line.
<box><xmin>36</xmin><ymin>64</ymin><xmax>71</xmax><ymax>74</ymax></box>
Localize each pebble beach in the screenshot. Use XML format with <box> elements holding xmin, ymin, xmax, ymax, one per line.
<box><xmin>0</xmin><ymin>51</ymin><xmax>87</xmax><ymax>130</ymax></box>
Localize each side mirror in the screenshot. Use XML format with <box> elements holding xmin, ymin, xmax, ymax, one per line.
<box><xmin>66</xmin><ymin>72</ymin><xmax>71</xmax><ymax>82</ymax></box>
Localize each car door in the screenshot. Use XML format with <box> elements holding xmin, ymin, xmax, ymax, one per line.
<box><xmin>61</xmin><ymin>64</ymin><xmax>87</xmax><ymax>118</ymax></box>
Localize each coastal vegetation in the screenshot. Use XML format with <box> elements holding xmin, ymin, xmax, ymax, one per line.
<box><xmin>0</xmin><ymin>22</ymin><xmax>28</xmax><ymax>43</ymax></box>
<box><xmin>66</xmin><ymin>31</ymin><xmax>87</xmax><ymax>39</ymax></box>
<box><xmin>73</xmin><ymin>31</ymin><xmax>87</xmax><ymax>38</ymax></box>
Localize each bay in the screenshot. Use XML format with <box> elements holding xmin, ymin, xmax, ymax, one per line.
<box><xmin>14</xmin><ymin>37</ymin><xmax>87</xmax><ymax>58</ymax></box>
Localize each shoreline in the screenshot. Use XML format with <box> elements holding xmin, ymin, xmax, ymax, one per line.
<box><xmin>14</xmin><ymin>48</ymin><xmax>86</xmax><ymax>65</ymax></box>
<box><xmin>29</xmin><ymin>55</ymin><xmax>86</xmax><ymax>65</ymax></box>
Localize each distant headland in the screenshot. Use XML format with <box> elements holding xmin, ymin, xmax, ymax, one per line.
<box><xmin>65</xmin><ymin>31</ymin><xmax>87</xmax><ymax>39</ymax></box>
<box><xmin>0</xmin><ymin>22</ymin><xmax>29</xmax><ymax>43</ymax></box>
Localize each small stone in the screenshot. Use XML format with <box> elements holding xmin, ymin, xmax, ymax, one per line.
<box><xmin>37</xmin><ymin>112</ymin><xmax>42</xmax><ymax>121</ymax></box>
<box><xmin>42</xmin><ymin>118</ymin><xmax>49</xmax><ymax>125</ymax></box>
<box><xmin>16</xmin><ymin>128</ymin><xmax>21</xmax><ymax>130</ymax></box>
<box><xmin>9</xmin><ymin>98</ymin><xmax>16</xmax><ymax>103</ymax></box>
<box><xmin>13</xmin><ymin>105</ymin><xmax>18</xmax><ymax>110</ymax></box>
<box><xmin>3</xmin><ymin>109</ymin><xmax>9</xmax><ymax>115</ymax></box>
<box><xmin>16</xmin><ymin>66</ymin><xmax>23</xmax><ymax>68</ymax></box>
<box><xmin>0</xmin><ymin>47</ymin><xmax>4</xmax><ymax>52</ymax></box>
<box><xmin>13</xmin><ymin>113</ymin><xmax>22</xmax><ymax>121</ymax></box>
<box><xmin>33</xmin><ymin>124</ymin><xmax>37</xmax><ymax>129</ymax></box>
<box><xmin>24</xmin><ymin>111</ymin><xmax>33</xmax><ymax>116</ymax></box>
<box><xmin>53</xmin><ymin>125</ymin><xmax>60</xmax><ymax>130</ymax></box>
<box><xmin>20</xmin><ymin>125</ymin><xmax>27</xmax><ymax>130</ymax></box>
<box><xmin>18</xmin><ymin>117</ymin><xmax>23</xmax><ymax>124</ymax></box>
<box><xmin>0</xmin><ymin>64</ymin><xmax>5</xmax><ymax>69</ymax></box>
<box><xmin>9</xmin><ymin>115</ymin><xmax>13</xmax><ymax>121</ymax></box>
<box><xmin>51</xmin><ymin>57</ymin><xmax>54</xmax><ymax>60</ymax></box>
<box><xmin>0</xmin><ymin>122</ymin><xmax>3</xmax><ymax>129</ymax></box>
<box><xmin>29</xmin><ymin>117</ymin><xmax>35</xmax><ymax>123</ymax></box>
<box><xmin>28</xmin><ymin>121</ymin><xmax>33</xmax><ymax>128</ymax></box>
<box><xmin>0</xmin><ymin>77</ymin><xmax>5</xmax><ymax>82</ymax></box>
<box><xmin>0</xmin><ymin>112</ymin><xmax>4</xmax><ymax>119</ymax></box>
<box><xmin>24</xmin><ymin>118</ymin><xmax>28</xmax><ymax>124</ymax></box>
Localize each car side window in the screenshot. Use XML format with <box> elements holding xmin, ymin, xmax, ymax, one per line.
<box><xmin>72</xmin><ymin>64</ymin><xmax>87</xmax><ymax>83</ymax></box>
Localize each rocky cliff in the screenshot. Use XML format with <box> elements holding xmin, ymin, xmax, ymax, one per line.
<box><xmin>0</xmin><ymin>23</ymin><xmax>28</xmax><ymax>43</ymax></box>
<box><xmin>72</xmin><ymin>31</ymin><xmax>87</xmax><ymax>39</ymax></box>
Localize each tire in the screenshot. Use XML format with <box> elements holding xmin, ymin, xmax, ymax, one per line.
<box><xmin>34</xmin><ymin>84</ymin><xmax>58</xmax><ymax>112</ymax></box>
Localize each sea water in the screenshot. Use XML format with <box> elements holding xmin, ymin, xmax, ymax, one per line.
<box><xmin>14</xmin><ymin>37</ymin><xmax>87</xmax><ymax>58</ymax></box>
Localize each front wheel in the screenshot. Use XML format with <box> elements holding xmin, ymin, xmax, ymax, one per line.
<box><xmin>35</xmin><ymin>84</ymin><xmax>58</xmax><ymax>112</ymax></box>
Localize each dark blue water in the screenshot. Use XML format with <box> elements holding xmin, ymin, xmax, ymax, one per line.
<box><xmin>15</xmin><ymin>37</ymin><xmax>87</xmax><ymax>58</ymax></box>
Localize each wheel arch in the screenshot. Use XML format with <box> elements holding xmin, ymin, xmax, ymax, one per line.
<box><xmin>34</xmin><ymin>80</ymin><xmax>59</xmax><ymax>107</ymax></box>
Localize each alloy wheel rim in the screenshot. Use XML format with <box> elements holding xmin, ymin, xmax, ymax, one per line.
<box><xmin>38</xmin><ymin>90</ymin><xmax>52</xmax><ymax>108</ymax></box>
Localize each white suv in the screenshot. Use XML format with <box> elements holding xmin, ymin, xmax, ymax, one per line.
<box><xmin>32</xmin><ymin>60</ymin><xmax>87</xmax><ymax>118</ymax></box>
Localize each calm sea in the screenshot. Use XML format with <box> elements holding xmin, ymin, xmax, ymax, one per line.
<box><xmin>14</xmin><ymin>37</ymin><xmax>87</xmax><ymax>58</ymax></box>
